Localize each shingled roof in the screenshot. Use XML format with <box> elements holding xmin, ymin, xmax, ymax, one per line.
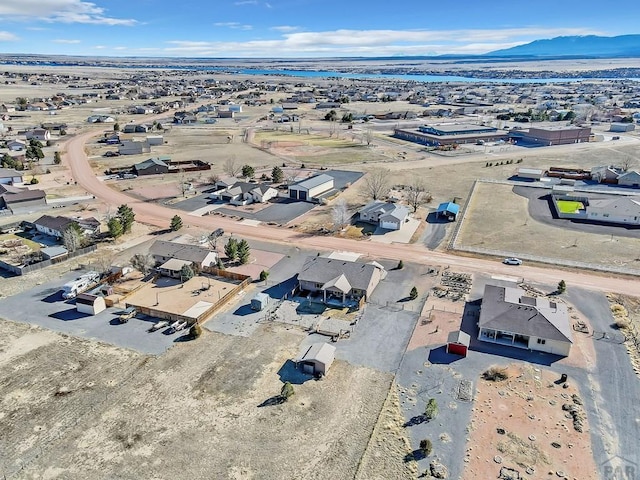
<box><xmin>298</xmin><ymin>256</ymin><xmax>385</xmax><ymax>293</ymax></box>
<box><xmin>479</xmin><ymin>284</ymin><xmax>573</xmax><ymax>343</ymax></box>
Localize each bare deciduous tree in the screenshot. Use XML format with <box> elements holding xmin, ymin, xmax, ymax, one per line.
<box><xmin>284</xmin><ymin>169</ymin><xmax>300</xmax><ymax>185</ymax></box>
<box><xmin>223</xmin><ymin>156</ymin><xmax>241</xmax><ymax>177</ymax></box>
<box><xmin>406</xmin><ymin>179</ymin><xmax>431</xmax><ymax>212</ymax></box>
<box><xmin>363</xmin><ymin>128</ymin><xmax>374</xmax><ymax>146</ymax></box>
<box><xmin>62</xmin><ymin>227</ymin><xmax>82</xmax><ymax>253</ymax></box>
<box><xmin>331</xmin><ymin>199</ymin><xmax>350</xmax><ymax>231</ymax></box>
<box><xmin>620</xmin><ymin>156</ymin><xmax>637</xmax><ymax>172</ymax></box>
<box><xmin>130</xmin><ymin>253</ymin><xmax>155</xmax><ymax>275</ymax></box>
<box><xmin>362</xmin><ymin>168</ymin><xmax>390</xmax><ymax>201</ymax></box>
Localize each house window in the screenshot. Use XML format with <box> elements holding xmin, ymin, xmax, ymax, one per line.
<box><xmin>603</xmin><ymin>214</ymin><xmax>609</xmax><ymax>218</ymax></box>
<box><xmin>537</xmin><ymin>338</ymin><xmax>546</xmax><ymax>345</ymax></box>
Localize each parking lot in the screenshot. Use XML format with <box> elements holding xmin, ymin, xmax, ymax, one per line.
<box><xmin>0</xmin><ymin>270</ymin><xmax>183</xmax><ymax>354</ymax></box>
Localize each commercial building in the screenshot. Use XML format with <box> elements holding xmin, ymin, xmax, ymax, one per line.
<box><xmin>394</xmin><ymin>124</ymin><xmax>509</xmax><ymax>146</ymax></box>
<box><xmin>511</xmin><ymin>126</ymin><xmax>591</xmax><ymax>146</ymax></box>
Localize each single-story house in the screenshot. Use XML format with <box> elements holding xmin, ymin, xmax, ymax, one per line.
<box><xmin>436</xmin><ymin>202</ymin><xmax>460</xmax><ymax>221</ymax></box>
<box><xmin>173</xmin><ymin>111</ymin><xmax>197</xmax><ymax>124</ymax></box>
<box><xmin>149</xmin><ymin>240</ymin><xmax>217</xmax><ymax>272</ymax></box>
<box><xmin>478</xmin><ymin>283</ymin><xmax>573</xmax><ymax>356</ymax></box>
<box><xmin>359</xmin><ymin>201</ymin><xmax>409</xmax><ymax>230</ymax></box>
<box><xmin>586</xmin><ymin>197</ymin><xmax>640</xmax><ymax>225</ymax></box>
<box><xmin>33</xmin><ymin>215</ymin><xmax>76</xmax><ymax>238</ymax></box>
<box><xmin>617</xmin><ymin>171</ymin><xmax>640</xmax><ymax>188</ymax></box>
<box><xmin>76</xmin><ymin>293</ymin><xmax>106</xmax><ymax>315</ymax></box>
<box><xmin>288</xmin><ymin>174</ymin><xmax>334</xmax><ymax>202</ymax></box>
<box><xmin>0</xmin><ymin>184</ymin><xmax>47</xmax><ymax>211</ymax></box>
<box><xmin>87</xmin><ymin>115</ymin><xmax>115</xmax><ymax>123</ymax></box>
<box><xmin>119</xmin><ymin>140</ymin><xmax>151</xmax><ymax>156</ymax></box>
<box><xmin>0</xmin><ymin>168</ymin><xmax>24</xmax><ymax>185</ymax></box>
<box><xmin>134</xmin><ymin>157</ymin><xmax>169</xmax><ymax>176</ymax></box>
<box><xmin>446</xmin><ymin>330</ymin><xmax>471</xmax><ymax>357</ymax></box>
<box><xmin>25</xmin><ymin>128</ymin><xmax>50</xmax><ymax>141</ymax></box>
<box><xmin>297</xmin><ymin>255</ymin><xmax>387</xmax><ymax>306</ymax></box>
<box><xmin>210</xmin><ymin>181</ymin><xmax>278</xmax><ymax>205</ymax></box>
<box><xmin>71</xmin><ymin>216</ymin><xmax>101</xmax><ymax>236</ymax></box>
<box><xmin>7</xmin><ymin>140</ymin><xmax>26</xmax><ymax>152</ymax></box>
<box><xmin>297</xmin><ymin>342</ymin><xmax>337</xmax><ymax>376</ymax></box>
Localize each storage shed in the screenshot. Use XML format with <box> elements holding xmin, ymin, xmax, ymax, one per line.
<box><xmin>76</xmin><ymin>293</ymin><xmax>106</xmax><ymax>315</ymax></box>
<box><xmin>446</xmin><ymin>330</ymin><xmax>470</xmax><ymax>357</ymax></box>
<box><xmin>297</xmin><ymin>343</ymin><xmax>337</xmax><ymax>376</ymax></box>
<box><xmin>251</xmin><ymin>292</ymin><xmax>270</xmax><ymax>311</ymax></box>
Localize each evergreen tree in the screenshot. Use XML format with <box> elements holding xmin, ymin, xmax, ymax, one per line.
<box><xmin>116</xmin><ymin>204</ymin><xmax>135</xmax><ymax>233</ymax></box>
<box><xmin>237</xmin><ymin>239</ymin><xmax>251</xmax><ymax>265</ymax></box>
<box><xmin>271</xmin><ymin>165</ymin><xmax>284</xmax><ymax>183</ymax></box>
<box><xmin>108</xmin><ymin>217</ymin><xmax>123</xmax><ymax>238</ymax></box>
<box><xmin>224</xmin><ymin>237</ymin><xmax>238</xmax><ymax>261</ymax></box>
<box><xmin>170</xmin><ymin>215</ymin><xmax>183</xmax><ymax>231</ymax></box>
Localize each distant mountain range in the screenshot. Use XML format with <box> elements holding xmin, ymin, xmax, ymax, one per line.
<box><xmin>486</xmin><ymin>35</ymin><xmax>640</xmax><ymax>58</ymax></box>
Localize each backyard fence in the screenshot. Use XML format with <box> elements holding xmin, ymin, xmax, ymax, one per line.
<box><xmin>0</xmin><ymin>245</ymin><xmax>97</xmax><ymax>276</ymax></box>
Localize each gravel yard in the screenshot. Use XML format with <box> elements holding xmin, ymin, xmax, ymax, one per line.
<box><xmin>0</xmin><ymin>319</ymin><xmax>393</xmax><ymax>480</ymax></box>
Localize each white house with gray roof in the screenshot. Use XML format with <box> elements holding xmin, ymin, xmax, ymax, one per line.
<box><xmin>478</xmin><ymin>283</ymin><xmax>573</xmax><ymax>356</ymax></box>
<box><xmin>359</xmin><ymin>201</ymin><xmax>409</xmax><ymax>230</ymax></box>
<box><xmin>288</xmin><ymin>174</ymin><xmax>334</xmax><ymax>202</ymax></box>
<box><xmin>586</xmin><ymin>197</ymin><xmax>640</xmax><ymax>225</ymax></box>
<box><xmin>297</xmin><ymin>255</ymin><xmax>386</xmax><ymax>307</ymax></box>
<box><xmin>149</xmin><ymin>240</ymin><xmax>217</xmax><ymax>276</ymax></box>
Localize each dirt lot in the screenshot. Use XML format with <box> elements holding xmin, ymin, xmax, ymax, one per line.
<box><xmin>463</xmin><ymin>364</ymin><xmax>597</xmax><ymax>480</ymax></box>
<box><xmin>0</xmin><ymin>319</ymin><xmax>393</xmax><ymax>480</ymax></box>
<box><xmin>456</xmin><ymin>181</ymin><xmax>640</xmax><ymax>269</ymax></box>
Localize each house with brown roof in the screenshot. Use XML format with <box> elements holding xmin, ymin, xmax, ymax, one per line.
<box><xmin>149</xmin><ymin>240</ymin><xmax>217</xmax><ymax>276</ymax></box>
<box><xmin>0</xmin><ymin>184</ymin><xmax>46</xmax><ymax>212</ymax></box>
<box><xmin>33</xmin><ymin>215</ymin><xmax>77</xmax><ymax>238</ymax></box>
<box><xmin>478</xmin><ymin>283</ymin><xmax>573</xmax><ymax>356</ymax></box>
<box><xmin>297</xmin><ymin>255</ymin><xmax>386</xmax><ymax>307</ymax></box>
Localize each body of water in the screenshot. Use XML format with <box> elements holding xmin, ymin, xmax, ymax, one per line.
<box><xmin>4</xmin><ymin>61</ymin><xmax>640</xmax><ymax>84</ymax></box>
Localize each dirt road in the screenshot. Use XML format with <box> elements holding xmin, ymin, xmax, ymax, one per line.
<box><xmin>63</xmin><ymin>129</ymin><xmax>640</xmax><ymax>296</ymax></box>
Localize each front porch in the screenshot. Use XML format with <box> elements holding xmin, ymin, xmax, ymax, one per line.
<box><xmin>479</xmin><ymin>327</ymin><xmax>529</xmax><ymax>349</ymax></box>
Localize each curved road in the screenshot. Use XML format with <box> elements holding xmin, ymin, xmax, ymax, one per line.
<box><xmin>63</xmin><ymin>128</ymin><xmax>640</xmax><ymax>297</ymax></box>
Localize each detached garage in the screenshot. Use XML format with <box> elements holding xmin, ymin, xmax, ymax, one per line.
<box><xmin>446</xmin><ymin>330</ymin><xmax>470</xmax><ymax>357</ymax></box>
<box><xmin>76</xmin><ymin>293</ymin><xmax>106</xmax><ymax>315</ymax></box>
<box><xmin>289</xmin><ymin>174</ymin><xmax>334</xmax><ymax>202</ymax></box>
<box><xmin>297</xmin><ymin>342</ymin><xmax>336</xmax><ymax>376</ymax></box>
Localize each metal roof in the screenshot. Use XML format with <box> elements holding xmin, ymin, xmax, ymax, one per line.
<box><xmin>298</xmin><ymin>342</ymin><xmax>336</xmax><ymax>366</ymax></box>
<box><xmin>292</xmin><ymin>174</ymin><xmax>333</xmax><ymax>190</ymax></box>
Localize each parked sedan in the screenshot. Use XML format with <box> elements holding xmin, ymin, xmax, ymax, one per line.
<box><xmin>503</xmin><ymin>257</ymin><xmax>523</xmax><ymax>265</ymax></box>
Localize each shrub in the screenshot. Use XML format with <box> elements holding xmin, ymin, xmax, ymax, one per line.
<box><xmin>424</xmin><ymin>399</ymin><xmax>438</xmax><ymax>420</ymax></box>
<box><xmin>30</xmin><ymin>177</ymin><xmax>39</xmax><ymax>184</ymax></box>
<box><xmin>482</xmin><ymin>366</ymin><xmax>509</xmax><ymax>382</ymax></box>
<box><xmin>557</xmin><ymin>280</ymin><xmax>567</xmax><ymax>293</ymax></box>
<box><xmin>190</xmin><ymin>324</ymin><xmax>202</xmax><ymax>339</ymax></box>
<box><xmin>397</xmin><ymin>260</ymin><xmax>404</xmax><ymax>270</ymax></box>
<box><xmin>280</xmin><ymin>381</ymin><xmax>294</xmax><ymax>401</ymax></box>
<box><xmin>259</xmin><ymin>270</ymin><xmax>269</xmax><ymax>282</ymax></box>
<box><xmin>419</xmin><ymin>439</ymin><xmax>433</xmax><ymax>456</ymax></box>
<box><xmin>409</xmin><ymin>286</ymin><xmax>418</xmax><ymax>300</ymax></box>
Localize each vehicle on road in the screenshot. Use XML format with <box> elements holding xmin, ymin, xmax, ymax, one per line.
<box><xmin>118</xmin><ymin>306</ymin><xmax>137</xmax><ymax>323</ymax></box>
<box><xmin>503</xmin><ymin>257</ymin><xmax>523</xmax><ymax>265</ymax></box>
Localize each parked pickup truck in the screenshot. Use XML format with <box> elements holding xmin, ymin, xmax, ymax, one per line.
<box><xmin>118</xmin><ymin>307</ymin><xmax>137</xmax><ymax>323</ymax></box>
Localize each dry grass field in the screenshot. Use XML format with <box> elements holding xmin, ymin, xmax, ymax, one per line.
<box><xmin>0</xmin><ymin>319</ymin><xmax>393</xmax><ymax>480</ymax></box>
<box><xmin>456</xmin><ymin>182</ymin><xmax>640</xmax><ymax>269</ymax></box>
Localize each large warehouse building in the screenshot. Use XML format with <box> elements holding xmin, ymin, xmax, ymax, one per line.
<box><xmin>511</xmin><ymin>125</ymin><xmax>591</xmax><ymax>146</ymax></box>
<box><xmin>394</xmin><ymin>124</ymin><xmax>509</xmax><ymax>146</ymax></box>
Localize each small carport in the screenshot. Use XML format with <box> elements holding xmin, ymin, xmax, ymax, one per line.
<box><xmin>446</xmin><ymin>330</ymin><xmax>470</xmax><ymax>357</ymax></box>
<box><xmin>297</xmin><ymin>342</ymin><xmax>337</xmax><ymax>376</ymax></box>
<box><xmin>436</xmin><ymin>202</ymin><xmax>460</xmax><ymax>221</ymax></box>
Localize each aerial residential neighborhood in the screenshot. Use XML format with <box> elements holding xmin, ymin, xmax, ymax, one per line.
<box><xmin>1</xmin><ymin>10</ymin><xmax>640</xmax><ymax>480</ymax></box>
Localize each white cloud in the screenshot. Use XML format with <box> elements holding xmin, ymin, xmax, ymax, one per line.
<box><xmin>53</xmin><ymin>38</ymin><xmax>81</xmax><ymax>44</ymax></box>
<box><xmin>214</xmin><ymin>22</ymin><xmax>253</xmax><ymax>30</ymax></box>
<box><xmin>0</xmin><ymin>0</ymin><xmax>137</xmax><ymax>26</ymax></box>
<box><xmin>271</xmin><ymin>25</ymin><xmax>298</xmax><ymax>33</ymax></box>
<box><xmin>93</xmin><ymin>45</ymin><xmax>106</xmax><ymax>49</ymax></box>
<box><xmin>165</xmin><ymin>27</ymin><xmax>603</xmax><ymax>57</ymax></box>
<box><xmin>234</xmin><ymin>0</ymin><xmax>257</xmax><ymax>4</ymax></box>
<box><xmin>0</xmin><ymin>31</ymin><xmax>19</xmax><ymax>41</ymax></box>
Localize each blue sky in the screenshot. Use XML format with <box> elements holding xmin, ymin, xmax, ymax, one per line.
<box><xmin>0</xmin><ymin>0</ymin><xmax>638</xmax><ymax>57</ymax></box>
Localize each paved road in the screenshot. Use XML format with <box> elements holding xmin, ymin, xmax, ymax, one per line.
<box><xmin>62</xmin><ymin>128</ymin><xmax>640</xmax><ymax>297</ymax></box>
